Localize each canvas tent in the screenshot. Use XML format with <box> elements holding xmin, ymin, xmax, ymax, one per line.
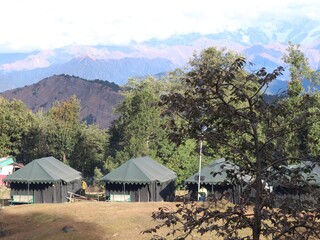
<box><xmin>4</xmin><ymin>156</ymin><xmax>82</xmax><ymax>204</ymax></box>
<box><xmin>272</xmin><ymin>161</ymin><xmax>320</xmax><ymax>207</ymax></box>
<box><xmin>184</xmin><ymin>158</ymin><xmax>245</xmax><ymax>203</ymax></box>
<box><xmin>100</xmin><ymin>156</ymin><xmax>177</xmax><ymax>202</ymax></box>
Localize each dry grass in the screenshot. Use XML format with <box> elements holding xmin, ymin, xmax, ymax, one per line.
<box><xmin>0</xmin><ymin>186</ymin><xmax>250</xmax><ymax>240</ymax></box>
<box><xmin>0</xmin><ymin>201</ymin><xmax>186</xmax><ymax>240</ymax></box>
<box><xmin>0</xmin><ymin>189</ymin><xmax>313</xmax><ymax>239</ymax></box>
<box><xmin>0</xmin><ymin>187</ymin><xmax>251</xmax><ymax>239</ymax></box>
<box><xmin>0</xmin><ymin>186</ymin><xmax>10</xmax><ymax>200</ymax></box>
<box><xmin>0</xmin><ymin>200</ymin><xmax>255</xmax><ymax>240</ymax></box>
<box><xmin>0</xmin><ymin>188</ymin><xmax>313</xmax><ymax>240</ymax></box>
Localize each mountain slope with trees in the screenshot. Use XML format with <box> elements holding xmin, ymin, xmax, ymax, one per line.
<box><xmin>0</xmin><ymin>74</ymin><xmax>123</xmax><ymax>129</ymax></box>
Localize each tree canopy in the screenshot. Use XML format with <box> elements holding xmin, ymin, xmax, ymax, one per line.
<box><xmin>145</xmin><ymin>46</ymin><xmax>320</xmax><ymax>239</ymax></box>
<box><xmin>106</xmin><ymin>76</ymin><xmax>204</xmax><ymax>185</ymax></box>
<box><xmin>0</xmin><ymin>97</ymin><xmax>34</xmax><ymax>157</ymax></box>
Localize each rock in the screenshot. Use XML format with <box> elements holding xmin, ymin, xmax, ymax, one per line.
<box><xmin>62</xmin><ymin>226</ymin><xmax>75</xmax><ymax>233</ymax></box>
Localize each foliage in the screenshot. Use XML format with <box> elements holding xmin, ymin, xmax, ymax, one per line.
<box><xmin>109</xmin><ymin>78</ymin><xmax>163</xmax><ymax>160</ymax></box>
<box><xmin>93</xmin><ymin>167</ymin><xmax>104</xmax><ymax>190</ymax></box>
<box><xmin>282</xmin><ymin>41</ymin><xmax>320</xmax><ymax>96</ymax></box>
<box><xmin>107</xmin><ymin>76</ymin><xmax>201</xmax><ymax>185</ymax></box>
<box><xmin>282</xmin><ymin>41</ymin><xmax>320</xmax><ymax>84</ymax></box>
<box><xmin>54</xmin><ymin>74</ymin><xmax>121</xmax><ymax>92</ymax></box>
<box><xmin>46</xmin><ymin>95</ymin><xmax>81</xmax><ymax>162</ymax></box>
<box><xmin>0</xmin><ymin>97</ymin><xmax>34</xmax><ymax>157</ymax></box>
<box><xmin>161</xmin><ymin>140</ymin><xmax>197</xmax><ymax>186</ymax></box>
<box><xmin>144</xmin><ymin>47</ymin><xmax>320</xmax><ymax>239</ymax></box>
<box><xmin>69</xmin><ymin>125</ymin><xmax>107</xmax><ymax>178</ymax></box>
<box><xmin>90</xmin><ymin>79</ymin><xmax>121</xmax><ymax>92</ymax></box>
<box><xmin>145</xmin><ymin>200</ymin><xmax>320</xmax><ymax>240</ymax></box>
<box><xmin>20</xmin><ymin>109</ymin><xmax>51</xmax><ymax>162</ymax></box>
<box><xmin>280</xmin><ymin>42</ymin><xmax>320</xmax><ymax>159</ymax></box>
<box><xmin>15</xmin><ymin>96</ymin><xmax>108</xmax><ymax>178</ymax></box>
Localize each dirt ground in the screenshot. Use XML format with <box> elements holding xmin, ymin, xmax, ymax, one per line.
<box><xmin>0</xmin><ymin>201</ymin><xmax>189</xmax><ymax>240</ymax></box>
<box><xmin>0</xmin><ymin>188</ymin><xmax>246</xmax><ymax>239</ymax></box>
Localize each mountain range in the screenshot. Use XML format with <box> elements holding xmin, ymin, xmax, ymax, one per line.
<box><xmin>1</xmin><ymin>18</ymin><xmax>320</xmax><ymax>94</ymax></box>
<box><xmin>0</xmin><ymin>75</ymin><xmax>123</xmax><ymax>129</ymax></box>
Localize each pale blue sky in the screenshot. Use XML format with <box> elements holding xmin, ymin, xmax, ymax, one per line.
<box><xmin>0</xmin><ymin>0</ymin><xmax>319</xmax><ymax>52</ymax></box>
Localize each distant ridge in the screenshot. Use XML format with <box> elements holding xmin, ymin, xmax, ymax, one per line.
<box><xmin>0</xmin><ymin>56</ymin><xmax>176</xmax><ymax>91</ymax></box>
<box><xmin>1</xmin><ymin>18</ymin><xmax>320</xmax><ymax>93</ymax></box>
<box><xmin>0</xmin><ymin>74</ymin><xmax>123</xmax><ymax>129</ymax></box>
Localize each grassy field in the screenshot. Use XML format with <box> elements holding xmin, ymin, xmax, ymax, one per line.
<box><xmin>0</xmin><ymin>189</ymin><xmax>313</xmax><ymax>239</ymax></box>
<box><xmin>0</xmin><ymin>188</ymin><xmax>248</xmax><ymax>239</ymax></box>
<box><xmin>0</xmin><ymin>201</ymin><xmax>161</xmax><ymax>240</ymax></box>
<box><xmin>0</xmin><ymin>201</ymin><xmax>212</xmax><ymax>240</ymax></box>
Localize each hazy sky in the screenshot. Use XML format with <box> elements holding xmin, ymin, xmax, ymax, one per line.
<box><xmin>0</xmin><ymin>0</ymin><xmax>319</xmax><ymax>52</ymax></box>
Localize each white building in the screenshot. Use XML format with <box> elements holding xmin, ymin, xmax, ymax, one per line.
<box><xmin>0</xmin><ymin>157</ymin><xmax>23</xmax><ymax>185</ymax></box>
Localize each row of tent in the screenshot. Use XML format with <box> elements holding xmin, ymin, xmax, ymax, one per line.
<box><xmin>3</xmin><ymin>156</ymin><xmax>234</xmax><ymax>203</ymax></box>
<box><xmin>4</xmin><ymin>156</ymin><xmax>320</xmax><ymax>204</ymax></box>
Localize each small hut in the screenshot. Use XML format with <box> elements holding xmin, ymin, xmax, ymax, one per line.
<box><xmin>100</xmin><ymin>156</ymin><xmax>177</xmax><ymax>202</ymax></box>
<box><xmin>4</xmin><ymin>156</ymin><xmax>82</xmax><ymax>204</ymax></box>
<box><xmin>184</xmin><ymin>158</ymin><xmax>244</xmax><ymax>203</ymax></box>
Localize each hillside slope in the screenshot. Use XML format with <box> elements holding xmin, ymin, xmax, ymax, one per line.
<box><xmin>0</xmin><ymin>75</ymin><xmax>123</xmax><ymax>129</ymax></box>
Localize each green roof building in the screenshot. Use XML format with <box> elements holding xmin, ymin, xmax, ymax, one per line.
<box><xmin>100</xmin><ymin>156</ymin><xmax>177</xmax><ymax>202</ymax></box>
<box><xmin>185</xmin><ymin>158</ymin><xmax>245</xmax><ymax>203</ymax></box>
<box><xmin>4</xmin><ymin>156</ymin><xmax>82</xmax><ymax>204</ymax></box>
<box><xmin>272</xmin><ymin>161</ymin><xmax>320</xmax><ymax>207</ymax></box>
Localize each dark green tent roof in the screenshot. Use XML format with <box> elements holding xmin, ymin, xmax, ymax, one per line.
<box><xmin>311</xmin><ymin>163</ymin><xmax>320</xmax><ymax>185</ymax></box>
<box><xmin>276</xmin><ymin>161</ymin><xmax>320</xmax><ymax>186</ymax></box>
<box><xmin>4</xmin><ymin>156</ymin><xmax>82</xmax><ymax>184</ymax></box>
<box><xmin>185</xmin><ymin>158</ymin><xmax>240</xmax><ymax>185</ymax></box>
<box><xmin>100</xmin><ymin>156</ymin><xmax>177</xmax><ymax>184</ymax></box>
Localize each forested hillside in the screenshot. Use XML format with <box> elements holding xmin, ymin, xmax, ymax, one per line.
<box><xmin>0</xmin><ymin>74</ymin><xmax>123</xmax><ymax>129</ymax></box>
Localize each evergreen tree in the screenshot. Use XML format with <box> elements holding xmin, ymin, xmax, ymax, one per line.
<box><xmin>69</xmin><ymin>124</ymin><xmax>107</xmax><ymax>178</ymax></box>
<box><xmin>107</xmin><ymin>76</ymin><xmax>201</xmax><ymax>185</ymax></box>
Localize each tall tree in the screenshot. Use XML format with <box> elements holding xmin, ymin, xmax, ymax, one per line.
<box><xmin>20</xmin><ymin>109</ymin><xmax>51</xmax><ymax>162</ymax></box>
<box><xmin>69</xmin><ymin>124</ymin><xmax>107</xmax><ymax>178</ymax></box>
<box><xmin>46</xmin><ymin>95</ymin><xmax>81</xmax><ymax>162</ymax></box>
<box><xmin>108</xmin><ymin>77</ymin><xmax>164</xmax><ymax>161</ymax></box>
<box><xmin>145</xmin><ymin>47</ymin><xmax>320</xmax><ymax>239</ymax></box>
<box><xmin>282</xmin><ymin>41</ymin><xmax>320</xmax><ymax>96</ymax></box>
<box><xmin>281</xmin><ymin>42</ymin><xmax>320</xmax><ymax>158</ymax></box>
<box><xmin>107</xmin><ymin>76</ymin><xmax>202</xmax><ymax>185</ymax></box>
<box><xmin>0</xmin><ymin>97</ymin><xmax>34</xmax><ymax>158</ymax></box>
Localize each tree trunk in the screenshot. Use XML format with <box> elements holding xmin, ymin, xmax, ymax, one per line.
<box><xmin>251</xmin><ymin>114</ymin><xmax>262</xmax><ymax>240</ymax></box>
<box><xmin>63</xmin><ymin>152</ymin><xmax>67</xmax><ymax>163</ymax></box>
<box><xmin>253</xmin><ymin>176</ymin><xmax>262</xmax><ymax>240</ymax></box>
